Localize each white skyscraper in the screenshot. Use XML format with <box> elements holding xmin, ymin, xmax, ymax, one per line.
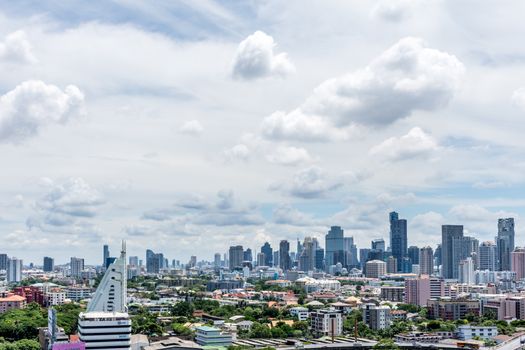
<box><xmin>78</xmin><ymin>241</ymin><xmax>130</xmax><ymax>350</ymax></box>
<box><xmin>70</xmin><ymin>257</ymin><xmax>84</xmax><ymax>278</ymax></box>
<box><xmin>459</xmin><ymin>257</ymin><xmax>475</xmax><ymax>285</ymax></box>
<box><xmin>7</xmin><ymin>257</ymin><xmax>22</xmax><ymax>283</ymax></box>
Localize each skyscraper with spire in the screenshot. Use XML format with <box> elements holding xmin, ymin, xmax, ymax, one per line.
<box><xmin>78</xmin><ymin>241</ymin><xmax>131</xmax><ymax>350</ymax></box>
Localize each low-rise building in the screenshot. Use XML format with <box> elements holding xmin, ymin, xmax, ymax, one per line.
<box><xmin>395</xmin><ymin>332</ymin><xmax>443</xmax><ymax>344</ymax></box>
<box><xmin>289</xmin><ymin>306</ymin><xmax>309</xmax><ymax>321</ymax></box>
<box><xmin>456</xmin><ymin>325</ymin><xmax>498</xmax><ymax>340</ymax></box>
<box><xmin>309</xmin><ymin>308</ymin><xmax>343</xmax><ymax>337</ymax></box>
<box><xmin>66</xmin><ymin>286</ymin><xmax>92</xmax><ymax>302</ymax></box>
<box><xmin>0</xmin><ymin>295</ymin><xmax>26</xmax><ymax>313</ymax></box>
<box><xmin>427</xmin><ymin>298</ymin><xmax>480</xmax><ymax>321</ymax></box>
<box><xmin>380</xmin><ymin>286</ymin><xmax>404</xmax><ymax>302</ymax></box>
<box><xmin>195</xmin><ymin>326</ymin><xmax>232</xmax><ymax>347</ymax></box>
<box><xmin>47</xmin><ymin>288</ymin><xmax>66</xmax><ymax>306</ymax></box>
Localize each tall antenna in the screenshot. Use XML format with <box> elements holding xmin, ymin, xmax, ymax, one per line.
<box><xmin>122</xmin><ymin>240</ymin><xmax>127</xmax><ymax>312</ymax></box>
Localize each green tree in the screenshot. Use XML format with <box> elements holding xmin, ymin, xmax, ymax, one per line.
<box><xmin>373</xmin><ymin>339</ymin><xmax>399</xmax><ymax>349</ymax></box>
<box><xmin>172</xmin><ymin>323</ymin><xmax>193</xmax><ymax>336</ymax></box>
<box><xmin>171</xmin><ymin>302</ymin><xmax>194</xmax><ymax>318</ymax></box>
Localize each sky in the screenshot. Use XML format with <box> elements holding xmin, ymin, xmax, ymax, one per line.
<box><xmin>0</xmin><ymin>0</ymin><xmax>524</xmax><ymax>265</ymax></box>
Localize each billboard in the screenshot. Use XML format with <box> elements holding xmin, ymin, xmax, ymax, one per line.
<box><xmin>52</xmin><ymin>343</ymin><xmax>86</xmax><ymax>350</ymax></box>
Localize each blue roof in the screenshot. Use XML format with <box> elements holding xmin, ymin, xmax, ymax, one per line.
<box><xmin>197</xmin><ymin>326</ymin><xmax>219</xmax><ymax>331</ymax></box>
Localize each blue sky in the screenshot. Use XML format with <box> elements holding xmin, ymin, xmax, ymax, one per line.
<box><xmin>0</xmin><ymin>0</ymin><xmax>524</xmax><ymax>264</ymax></box>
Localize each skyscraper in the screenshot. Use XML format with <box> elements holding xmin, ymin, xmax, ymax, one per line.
<box><xmin>360</xmin><ymin>248</ymin><xmax>371</xmax><ymax>269</ymax></box>
<box><xmin>146</xmin><ymin>250</ymin><xmax>160</xmax><ymax>274</ymax></box>
<box><xmin>43</xmin><ymin>256</ymin><xmax>54</xmax><ymax>272</ymax></box>
<box><xmin>103</xmin><ymin>244</ymin><xmax>110</xmax><ymax>269</ymax></box>
<box><xmin>344</xmin><ymin>236</ymin><xmax>358</xmax><ymax>267</ymax></box>
<box><xmin>479</xmin><ymin>241</ymin><xmax>497</xmax><ymax>271</ymax></box>
<box><xmin>408</xmin><ymin>246</ymin><xmax>420</xmax><ymax>265</ymax></box>
<box><xmin>7</xmin><ymin>257</ymin><xmax>22</xmax><ymax>283</ymax></box>
<box><xmin>70</xmin><ymin>257</ymin><xmax>84</xmax><ymax>278</ymax></box>
<box><xmin>451</xmin><ymin>236</ymin><xmax>478</xmax><ymax>279</ymax></box>
<box><xmin>214</xmin><ymin>253</ymin><xmax>221</xmax><ymax>267</ymax></box>
<box><xmin>459</xmin><ymin>257</ymin><xmax>475</xmax><ymax>285</ymax></box>
<box><xmin>279</xmin><ymin>240</ymin><xmax>291</xmax><ymax>271</ymax></box>
<box><xmin>512</xmin><ymin>248</ymin><xmax>525</xmax><ymax>280</ymax></box>
<box><xmin>243</xmin><ymin>248</ymin><xmax>252</xmax><ymax>263</ymax></box>
<box><xmin>229</xmin><ymin>245</ymin><xmax>244</xmax><ymax>270</ymax></box>
<box><xmin>256</xmin><ymin>252</ymin><xmax>265</xmax><ymax>267</ymax></box>
<box><xmin>441</xmin><ymin>225</ymin><xmax>463</xmax><ymax>279</ymax></box>
<box><xmin>298</xmin><ymin>237</ymin><xmax>318</xmax><ymax>272</ymax></box>
<box><xmin>0</xmin><ymin>254</ymin><xmax>7</xmax><ymax>271</ymax></box>
<box><xmin>497</xmin><ymin>218</ymin><xmax>515</xmax><ymax>271</ymax></box>
<box><xmin>419</xmin><ymin>246</ymin><xmax>434</xmax><ymax>276</ymax></box>
<box><xmin>371</xmin><ymin>239</ymin><xmax>385</xmax><ymax>252</ymax></box>
<box><xmin>261</xmin><ymin>242</ymin><xmax>273</xmax><ymax>267</ymax></box>
<box><xmin>129</xmin><ymin>256</ymin><xmax>139</xmax><ymax>267</ymax></box>
<box><xmin>315</xmin><ymin>248</ymin><xmax>324</xmax><ymax>270</ymax></box>
<box><xmin>325</xmin><ymin>226</ymin><xmax>344</xmax><ymax>268</ymax></box>
<box><xmin>390</xmin><ymin>212</ymin><xmax>407</xmax><ymax>272</ymax></box>
<box><xmin>434</xmin><ymin>244</ymin><xmax>442</xmax><ymax>267</ymax></box>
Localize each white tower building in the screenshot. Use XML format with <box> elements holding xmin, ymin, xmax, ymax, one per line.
<box><xmin>78</xmin><ymin>241</ymin><xmax>131</xmax><ymax>350</ymax></box>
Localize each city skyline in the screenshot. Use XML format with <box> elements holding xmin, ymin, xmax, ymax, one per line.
<box><xmin>0</xmin><ymin>1</ymin><xmax>524</xmax><ymax>263</ymax></box>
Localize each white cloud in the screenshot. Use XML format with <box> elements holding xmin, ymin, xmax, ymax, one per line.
<box><xmin>223</xmin><ymin>143</ymin><xmax>251</xmax><ymax>161</ymax></box>
<box><xmin>270</xmin><ymin>166</ymin><xmax>344</xmax><ymax>198</ymax></box>
<box><xmin>265</xmin><ymin>145</ymin><xmax>313</xmax><ymax>166</ymax></box>
<box><xmin>369</xmin><ymin>127</ymin><xmax>439</xmax><ymax>161</ymax></box>
<box><xmin>272</xmin><ymin>204</ymin><xmax>316</xmax><ymax>226</ymax></box>
<box><xmin>178</xmin><ymin>120</ymin><xmax>204</xmax><ymax>136</ymax></box>
<box><xmin>0</xmin><ymin>30</ymin><xmax>37</xmax><ymax>64</ymax></box>
<box><xmin>371</xmin><ymin>0</ymin><xmax>414</xmax><ymax>22</ymax></box>
<box><xmin>260</xmin><ymin>37</ymin><xmax>464</xmax><ymax>142</ymax></box>
<box><xmin>232</xmin><ymin>30</ymin><xmax>295</xmax><ymax>80</ymax></box>
<box><xmin>511</xmin><ymin>87</ymin><xmax>525</xmax><ymax>110</ymax></box>
<box><xmin>260</xmin><ymin>109</ymin><xmax>353</xmax><ymax>142</ymax></box>
<box><xmin>0</xmin><ymin>80</ymin><xmax>85</xmax><ymax>143</ymax></box>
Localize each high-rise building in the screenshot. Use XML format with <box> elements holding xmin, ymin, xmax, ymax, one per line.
<box><xmin>43</xmin><ymin>257</ymin><xmax>54</xmax><ymax>272</ymax></box>
<box><xmin>497</xmin><ymin>218</ymin><xmax>515</xmax><ymax>271</ymax></box>
<box><xmin>325</xmin><ymin>226</ymin><xmax>345</xmax><ymax>268</ymax></box>
<box><xmin>387</xmin><ymin>256</ymin><xmax>397</xmax><ymax>274</ymax></box>
<box><xmin>256</xmin><ymin>252</ymin><xmax>265</xmax><ymax>267</ymax></box>
<box><xmin>273</xmin><ymin>251</ymin><xmax>279</xmax><ymax>267</ymax></box>
<box><xmin>243</xmin><ymin>248</ymin><xmax>252</xmax><ymax>263</ymax></box>
<box><xmin>451</xmin><ymin>236</ymin><xmax>478</xmax><ymax>279</ymax></box>
<box><xmin>103</xmin><ymin>244</ymin><xmax>110</xmax><ymax>269</ymax></box>
<box><xmin>408</xmin><ymin>246</ymin><xmax>420</xmax><ymax>265</ymax></box>
<box><xmin>371</xmin><ymin>238</ymin><xmax>385</xmax><ymax>252</ymax></box>
<box><xmin>70</xmin><ymin>257</ymin><xmax>84</xmax><ymax>278</ymax></box>
<box><xmin>146</xmin><ymin>250</ymin><xmax>160</xmax><ymax>274</ymax></box>
<box><xmin>442</xmin><ymin>225</ymin><xmax>464</xmax><ymax>279</ymax></box>
<box><xmin>360</xmin><ymin>248</ymin><xmax>371</xmax><ymax>269</ymax></box>
<box><xmin>7</xmin><ymin>257</ymin><xmax>22</xmax><ymax>283</ymax></box>
<box><xmin>0</xmin><ymin>254</ymin><xmax>7</xmax><ymax>271</ymax></box>
<box><xmin>229</xmin><ymin>245</ymin><xmax>244</xmax><ymax>270</ymax></box>
<box><xmin>79</xmin><ymin>241</ymin><xmax>131</xmax><ymax>349</ymax></box>
<box><xmin>404</xmin><ymin>277</ymin><xmax>431</xmax><ymax>307</ymax></box>
<box><xmin>434</xmin><ymin>244</ymin><xmax>442</xmax><ymax>267</ymax></box>
<box><xmin>315</xmin><ymin>248</ymin><xmax>324</xmax><ymax>270</ymax></box>
<box><xmin>214</xmin><ymin>253</ymin><xmax>221</xmax><ymax>267</ymax></box>
<box><xmin>298</xmin><ymin>237</ymin><xmax>318</xmax><ymax>272</ymax></box>
<box><xmin>365</xmin><ymin>260</ymin><xmax>386</xmax><ymax>278</ymax></box>
<box><xmin>188</xmin><ymin>256</ymin><xmax>197</xmax><ymax>268</ymax></box>
<box><xmin>296</xmin><ymin>239</ymin><xmax>303</xmax><ymax>260</ymax></box>
<box><xmin>261</xmin><ymin>242</ymin><xmax>273</xmax><ymax>267</ymax></box>
<box><xmin>344</xmin><ymin>236</ymin><xmax>358</xmax><ymax>267</ymax></box>
<box><xmin>479</xmin><ymin>241</ymin><xmax>497</xmax><ymax>271</ymax></box>
<box><xmin>511</xmin><ymin>248</ymin><xmax>525</xmax><ymax>280</ymax></box>
<box><xmin>279</xmin><ymin>240</ymin><xmax>291</xmax><ymax>271</ymax></box>
<box><xmin>459</xmin><ymin>257</ymin><xmax>475</xmax><ymax>285</ymax></box>
<box><xmin>128</xmin><ymin>256</ymin><xmax>139</xmax><ymax>267</ymax></box>
<box><xmin>390</xmin><ymin>212</ymin><xmax>407</xmax><ymax>272</ymax></box>
<box><xmin>419</xmin><ymin>246</ymin><xmax>434</xmax><ymax>276</ymax></box>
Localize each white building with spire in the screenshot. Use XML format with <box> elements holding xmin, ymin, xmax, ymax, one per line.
<box><xmin>78</xmin><ymin>241</ymin><xmax>131</xmax><ymax>350</ymax></box>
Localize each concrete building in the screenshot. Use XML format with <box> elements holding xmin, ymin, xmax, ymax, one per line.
<box><xmin>497</xmin><ymin>218</ymin><xmax>515</xmax><ymax>271</ymax></box>
<box><xmin>325</xmin><ymin>226</ymin><xmax>345</xmax><ymax>268</ymax></box>
<box><xmin>441</xmin><ymin>225</ymin><xmax>464</xmax><ymax>279</ymax></box>
<box><xmin>479</xmin><ymin>241</ymin><xmax>497</xmax><ymax>271</ymax></box>
<box><xmin>0</xmin><ymin>295</ymin><xmax>26</xmax><ymax>313</ymax></box>
<box><xmin>7</xmin><ymin>257</ymin><xmax>22</xmax><ymax>283</ymax></box>
<box><xmin>380</xmin><ymin>286</ymin><xmax>404</xmax><ymax>302</ymax></box>
<box><xmin>405</xmin><ymin>277</ymin><xmax>431</xmax><ymax>307</ymax></box>
<box><xmin>310</xmin><ymin>308</ymin><xmax>343</xmax><ymax>337</ymax></box>
<box><xmin>362</xmin><ymin>304</ymin><xmax>391</xmax><ymax>330</ymax></box>
<box><xmin>419</xmin><ymin>246</ymin><xmax>434</xmax><ymax>276</ymax></box>
<box><xmin>47</xmin><ymin>288</ymin><xmax>66</xmax><ymax>306</ymax></box>
<box><xmin>365</xmin><ymin>260</ymin><xmax>386</xmax><ymax>278</ymax></box>
<box><xmin>386</xmin><ymin>256</ymin><xmax>398</xmax><ymax>274</ymax></box>
<box><xmin>512</xmin><ymin>247</ymin><xmax>525</xmax><ymax>280</ymax></box>
<box><xmin>195</xmin><ymin>326</ymin><xmax>232</xmax><ymax>347</ymax></box>
<box><xmin>427</xmin><ymin>298</ymin><xmax>480</xmax><ymax>321</ymax></box>
<box><xmin>289</xmin><ymin>306</ymin><xmax>309</xmax><ymax>321</ymax></box>
<box><xmin>228</xmin><ymin>245</ymin><xmax>243</xmax><ymax>271</ymax></box>
<box><xmin>70</xmin><ymin>257</ymin><xmax>84</xmax><ymax>278</ymax></box>
<box><xmin>459</xmin><ymin>257</ymin><xmax>475</xmax><ymax>285</ymax></box>
<box><xmin>279</xmin><ymin>240</ymin><xmax>291</xmax><ymax>271</ymax></box>
<box><xmin>456</xmin><ymin>325</ymin><xmax>498</xmax><ymax>340</ymax></box>
<box><xmin>261</xmin><ymin>242</ymin><xmax>273</xmax><ymax>267</ymax></box>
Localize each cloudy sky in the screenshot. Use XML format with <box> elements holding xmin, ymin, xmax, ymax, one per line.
<box><xmin>1</xmin><ymin>0</ymin><xmax>524</xmax><ymax>265</ymax></box>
